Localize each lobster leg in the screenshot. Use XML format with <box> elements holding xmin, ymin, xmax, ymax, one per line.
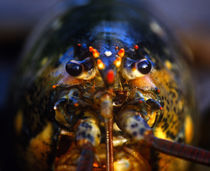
<box><xmin>76</xmin><ymin>114</ymin><xmax>101</xmax><ymax>171</ymax></box>
<box><xmin>76</xmin><ymin>142</ymin><xmax>94</xmax><ymax>171</ymax></box>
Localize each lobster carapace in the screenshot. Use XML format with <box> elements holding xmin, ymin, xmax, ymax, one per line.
<box><xmin>12</xmin><ymin>0</ymin><xmax>210</xmax><ymax>171</ymax></box>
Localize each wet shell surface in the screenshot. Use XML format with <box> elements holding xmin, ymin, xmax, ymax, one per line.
<box><xmin>12</xmin><ymin>1</ymin><xmax>196</xmax><ymax>170</ymax></box>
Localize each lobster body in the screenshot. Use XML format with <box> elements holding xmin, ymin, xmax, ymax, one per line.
<box><xmin>12</xmin><ymin>0</ymin><xmax>196</xmax><ymax>170</ymax></box>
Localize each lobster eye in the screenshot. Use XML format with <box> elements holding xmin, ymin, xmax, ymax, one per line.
<box><xmin>66</xmin><ymin>61</ymin><xmax>83</xmax><ymax>77</ymax></box>
<box><xmin>137</xmin><ymin>59</ymin><xmax>152</xmax><ymax>74</ymax></box>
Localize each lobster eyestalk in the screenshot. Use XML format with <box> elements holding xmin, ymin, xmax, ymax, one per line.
<box><xmin>100</xmin><ymin>94</ymin><xmax>114</xmax><ymax>171</ymax></box>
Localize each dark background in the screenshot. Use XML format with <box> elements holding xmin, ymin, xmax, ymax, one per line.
<box><xmin>0</xmin><ymin>0</ymin><xmax>210</xmax><ymax>170</ymax></box>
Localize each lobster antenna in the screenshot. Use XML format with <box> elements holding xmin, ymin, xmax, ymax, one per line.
<box><xmin>144</xmin><ymin>132</ymin><xmax>210</xmax><ymax>166</ymax></box>
<box><xmin>125</xmin><ymin>114</ymin><xmax>210</xmax><ymax>166</ymax></box>
<box><xmin>101</xmin><ymin>94</ymin><xmax>114</xmax><ymax>171</ymax></box>
<box><xmin>133</xmin><ymin>118</ymin><xmax>210</xmax><ymax>166</ymax></box>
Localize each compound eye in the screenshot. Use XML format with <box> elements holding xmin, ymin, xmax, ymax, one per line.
<box><xmin>66</xmin><ymin>61</ymin><xmax>83</xmax><ymax>77</ymax></box>
<box><xmin>137</xmin><ymin>59</ymin><xmax>152</xmax><ymax>74</ymax></box>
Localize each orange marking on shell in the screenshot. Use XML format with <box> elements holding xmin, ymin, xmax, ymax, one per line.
<box><xmin>139</xmin><ymin>100</ymin><xmax>143</xmax><ymax>103</ymax></box>
<box><xmin>156</xmin><ymin>88</ymin><xmax>161</xmax><ymax>94</ymax></box>
<box><xmin>131</xmin><ymin>66</ymin><xmax>137</xmax><ymax>72</ymax></box>
<box><xmin>74</xmin><ymin>103</ymin><xmax>79</xmax><ymax>107</ymax></box>
<box><xmin>115</xmin><ymin>46</ymin><xmax>119</xmax><ymax>50</ymax></box>
<box><xmin>92</xmin><ymin>49</ymin><xmax>100</xmax><ymax>58</ymax></box>
<box><xmin>97</xmin><ymin>59</ymin><xmax>105</xmax><ymax>70</ymax></box>
<box><xmin>113</xmin><ymin>56</ymin><xmax>122</xmax><ymax>68</ymax></box>
<box><xmin>134</xmin><ymin>44</ymin><xmax>139</xmax><ymax>50</ymax></box>
<box><xmin>89</xmin><ymin>46</ymin><xmax>93</xmax><ymax>52</ymax></box>
<box><xmin>118</xmin><ymin>48</ymin><xmax>125</xmax><ymax>57</ymax></box>
<box><xmin>93</xmin><ymin>162</ymin><xmax>99</xmax><ymax>168</ymax></box>
<box><xmin>106</xmin><ymin>69</ymin><xmax>115</xmax><ymax>84</ymax></box>
<box><xmin>52</xmin><ymin>85</ymin><xmax>58</xmax><ymax>89</ymax></box>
